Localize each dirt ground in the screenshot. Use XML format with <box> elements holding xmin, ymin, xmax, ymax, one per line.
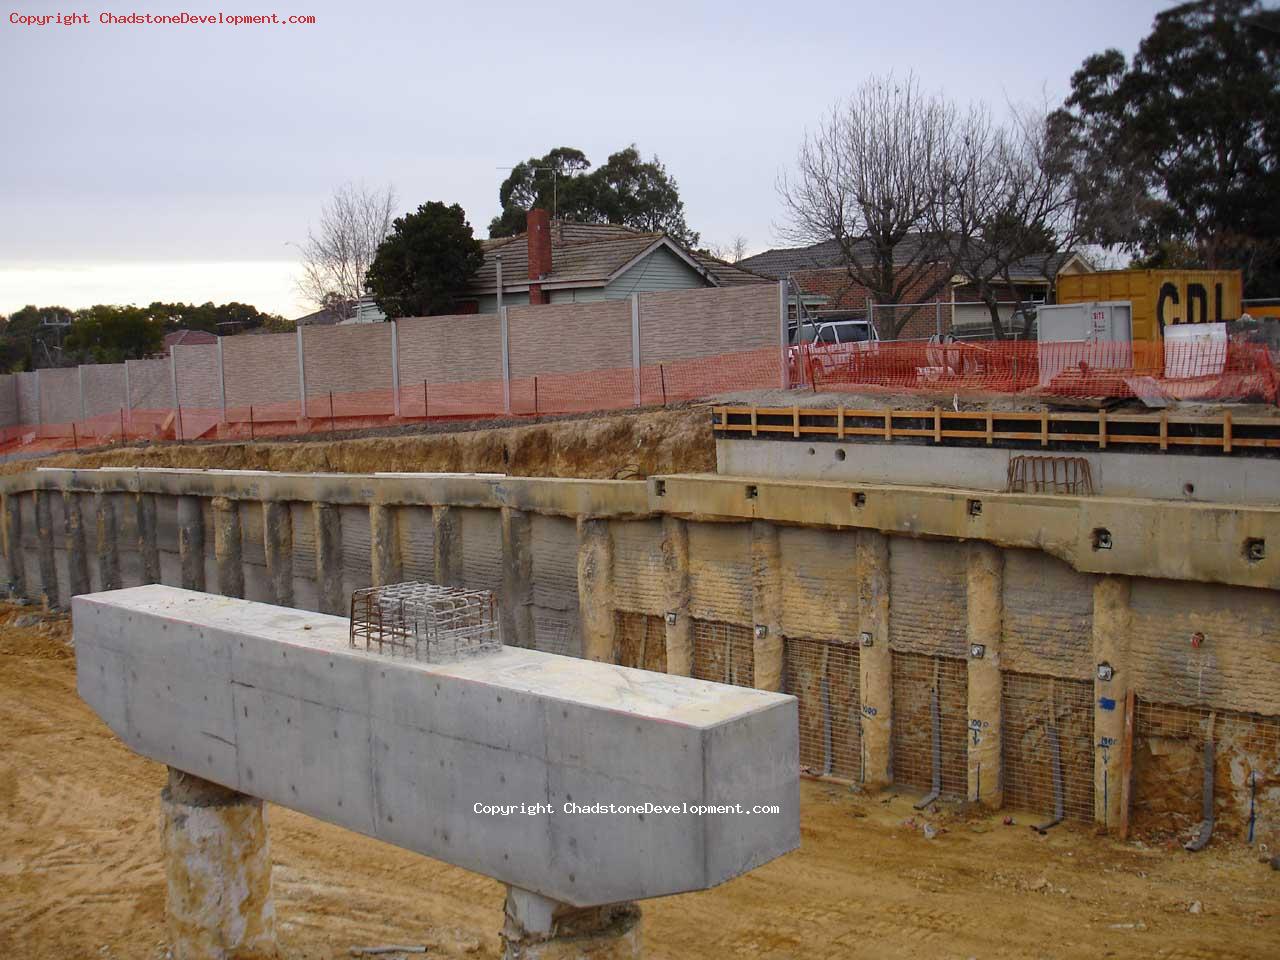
<box><xmin>2</xmin><ymin>609</ymin><xmax>1276</xmax><ymax>960</ymax></box>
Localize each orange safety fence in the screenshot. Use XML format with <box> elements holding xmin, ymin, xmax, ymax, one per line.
<box><xmin>794</xmin><ymin>338</ymin><xmax>1277</xmax><ymax>403</ymax></box>
<box><xmin>0</xmin><ymin>338</ymin><xmax>1273</xmax><ymax>459</ymax></box>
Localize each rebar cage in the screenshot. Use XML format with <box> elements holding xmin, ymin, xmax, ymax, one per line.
<box><xmin>349</xmin><ymin>581</ymin><xmax>503</xmax><ymax>662</ymax></box>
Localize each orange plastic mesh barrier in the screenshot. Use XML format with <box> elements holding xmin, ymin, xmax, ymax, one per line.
<box><xmin>0</xmin><ymin>337</ymin><xmax>1273</xmax><ymax>460</ymax></box>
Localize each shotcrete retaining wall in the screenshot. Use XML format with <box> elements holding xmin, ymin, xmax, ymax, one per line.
<box><xmin>4</xmin><ymin>466</ymin><xmax>1278</xmax><ymax>843</ymax></box>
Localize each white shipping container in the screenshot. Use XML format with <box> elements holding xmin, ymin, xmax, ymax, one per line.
<box><xmin>1036</xmin><ymin>301</ymin><xmax>1134</xmax><ymax>387</ymax></box>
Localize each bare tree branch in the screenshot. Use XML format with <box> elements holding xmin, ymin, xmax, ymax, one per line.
<box><xmin>296</xmin><ymin>182</ymin><xmax>398</xmax><ymax>316</ymax></box>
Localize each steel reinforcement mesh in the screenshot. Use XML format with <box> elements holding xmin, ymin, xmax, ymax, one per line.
<box><xmin>892</xmin><ymin>652</ymin><xmax>969</xmax><ymax>799</ymax></box>
<box><xmin>784</xmin><ymin>636</ymin><xmax>861</xmax><ymax>781</ymax></box>
<box><xmin>1001</xmin><ymin>673</ymin><xmax>1095</xmax><ymax>822</ymax></box>
<box><xmin>1134</xmin><ymin>700</ymin><xmax>1280</xmax><ymax>842</ymax></box>
<box><xmin>691</xmin><ymin>619</ymin><xmax>755</xmax><ymax>688</ymax></box>
<box><xmin>613</xmin><ymin>611</ymin><xmax>668</xmax><ymax>673</ymax></box>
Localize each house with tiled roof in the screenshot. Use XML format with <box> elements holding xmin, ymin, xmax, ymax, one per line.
<box><xmin>738</xmin><ymin>236</ymin><xmax>1092</xmax><ymax>339</ymax></box>
<box><xmin>458</xmin><ymin>210</ymin><xmax>769</xmax><ymax>314</ymax></box>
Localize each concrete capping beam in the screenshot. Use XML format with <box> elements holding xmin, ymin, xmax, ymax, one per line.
<box><xmin>4</xmin><ymin>469</ymin><xmax>653</xmax><ymax>519</ymax></box>
<box><xmin>74</xmin><ymin>585</ymin><xmax>800</xmax><ymax>908</ymax></box>
<box><xmin>649</xmin><ymin>474</ymin><xmax>1280</xmax><ymax>590</ymax></box>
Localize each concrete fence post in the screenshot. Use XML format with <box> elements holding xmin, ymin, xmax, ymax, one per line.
<box><xmin>661</xmin><ymin>515</ymin><xmax>692</xmax><ymax>677</ymax></box>
<box><xmin>966</xmin><ymin>542</ymin><xmax>1003</xmax><ymax>807</ymax></box>
<box><xmin>390</xmin><ymin>320</ymin><xmax>401</xmax><ymax>418</ymax></box>
<box><xmin>631</xmin><ymin>292</ymin><xmax>642</xmax><ymax>407</ymax></box>
<box><xmin>296</xmin><ymin>326</ymin><xmax>308</xmax><ymax>421</ymax></box>
<box><xmin>123</xmin><ymin>361</ymin><xmax>132</xmax><ymax>429</ymax></box>
<box><xmin>35</xmin><ymin>369</ymin><xmax>41</xmax><ymax>427</ymax></box>
<box><xmin>77</xmin><ymin>366</ymin><xmax>86</xmax><ymax>423</ymax></box>
<box><xmin>216</xmin><ymin>336</ymin><xmax>227</xmax><ymax>422</ymax></box>
<box><xmin>777</xmin><ymin>280</ymin><xmax>789</xmax><ymax>390</ymax></box>
<box><xmin>856</xmin><ymin>530</ymin><xmax>892</xmax><ymax>789</ymax></box>
<box><xmin>169</xmin><ymin>347</ymin><xmax>179</xmax><ymax>419</ymax></box>
<box><xmin>500</xmin><ymin>305</ymin><xmax>512</xmax><ymax>415</ymax></box>
<box><xmin>750</xmin><ymin>520</ymin><xmax>785</xmax><ymax>692</ymax></box>
<box><xmin>1093</xmin><ymin>576</ymin><xmax>1132</xmax><ymax>829</ymax></box>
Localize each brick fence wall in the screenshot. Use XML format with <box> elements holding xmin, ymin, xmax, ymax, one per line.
<box><xmin>0</xmin><ymin>283</ymin><xmax>784</xmax><ymax>431</ymax></box>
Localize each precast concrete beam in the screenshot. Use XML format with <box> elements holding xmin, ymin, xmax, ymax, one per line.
<box><xmin>212</xmin><ymin>497</ymin><xmax>244</xmax><ymax>600</ymax></box>
<box><xmin>661</xmin><ymin>516</ymin><xmax>691</xmax><ymax>677</ymax></box>
<box><xmin>856</xmin><ymin>530</ymin><xmax>891</xmax><ymax>789</ymax></box>
<box><xmin>73</xmin><ymin>585</ymin><xmax>800</xmax><ymax>908</ymax></box>
<box><xmin>177</xmin><ymin>496</ymin><xmax>205</xmax><ymax>592</ymax></box>
<box><xmin>966</xmin><ymin>542</ymin><xmax>1003</xmax><ymax>807</ymax></box>
<box><xmin>262</xmin><ymin>501</ymin><xmax>293</xmax><ymax>607</ymax></box>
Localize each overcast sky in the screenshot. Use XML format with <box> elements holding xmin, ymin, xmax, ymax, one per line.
<box><xmin>1</xmin><ymin>0</ymin><xmax>1172</xmax><ymax>318</ymax></box>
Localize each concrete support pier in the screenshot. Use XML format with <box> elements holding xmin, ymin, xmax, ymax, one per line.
<box><xmin>1093</xmin><ymin>576</ymin><xmax>1132</xmax><ymax>828</ymax></box>
<box><xmin>501</xmin><ymin>886</ymin><xmax>640</xmax><ymax>960</ymax></box>
<box><xmin>3</xmin><ymin>492</ymin><xmax>25</xmax><ymax>597</ymax></box>
<box><xmin>64</xmin><ymin>492</ymin><xmax>91</xmax><ymax>599</ymax></box>
<box><xmin>856</xmin><ymin>530</ymin><xmax>892</xmax><ymax>789</ymax></box>
<box><xmin>177</xmin><ymin>496</ymin><xmax>206</xmax><ymax>592</ymax></box>
<box><xmin>369</xmin><ymin>503</ymin><xmax>402</xmax><ymax>588</ymax></box>
<box><xmin>966</xmin><ymin>542</ymin><xmax>1003</xmax><ymax>807</ymax></box>
<box><xmin>136</xmin><ymin>493</ymin><xmax>161</xmax><ymax>585</ymax></box>
<box><xmin>577</xmin><ymin>518</ymin><xmax>614</xmax><ymax>662</ymax></box>
<box><xmin>750</xmin><ymin>520</ymin><xmax>784</xmax><ymax>692</ymax></box>
<box><xmin>35</xmin><ymin>490</ymin><xmax>58</xmax><ymax>608</ymax></box>
<box><xmin>262</xmin><ymin>501</ymin><xmax>293</xmax><ymax>607</ymax></box>
<box><xmin>433</xmin><ymin>504</ymin><xmax>462</xmax><ymax>587</ymax></box>
<box><xmin>313</xmin><ymin>502</ymin><xmax>344</xmax><ymax>615</ymax></box>
<box><xmin>95</xmin><ymin>493</ymin><xmax>121</xmax><ymax>592</ymax></box>
<box><xmin>661</xmin><ymin>516</ymin><xmax>691</xmax><ymax>676</ymax></box>
<box><xmin>160</xmin><ymin>768</ymin><xmax>276</xmax><ymax>960</ymax></box>
<box><xmin>211</xmin><ymin>498</ymin><xmax>244</xmax><ymax>599</ymax></box>
<box><xmin>500</xmin><ymin>507</ymin><xmax>535</xmax><ymax>649</ymax></box>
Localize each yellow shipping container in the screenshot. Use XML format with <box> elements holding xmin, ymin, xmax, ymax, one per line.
<box><xmin>1057</xmin><ymin>269</ymin><xmax>1242</xmax><ymax>342</ymax></box>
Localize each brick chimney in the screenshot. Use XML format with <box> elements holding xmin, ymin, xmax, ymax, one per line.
<box><xmin>526</xmin><ymin>208</ymin><xmax>552</xmax><ymax>305</ymax></box>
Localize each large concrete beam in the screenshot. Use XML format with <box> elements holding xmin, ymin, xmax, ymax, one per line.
<box><xmin>73</xmin><ymin>585</ymin><xmax>799</xmax><ymax>908</ymax></box>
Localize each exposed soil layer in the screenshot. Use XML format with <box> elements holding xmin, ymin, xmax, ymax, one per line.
<box><xmin>1</xmin><ymin>607</ymin><xmax>1276</xmax><ymax>960</ymax></box>
<box><xmin>0</xmin><ymin>405</ymin><xmax>716</xmax><ymax>480</ymax></box>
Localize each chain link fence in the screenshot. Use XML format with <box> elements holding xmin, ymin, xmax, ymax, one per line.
<box><xmin>691</xmin><ymin>619</ymin><xmax>754</xmax><ymax>688</ymax></box>
<box><xmin>1001</xmin><ymin>673</ymin><xmax>1095</xmax><ymax>822</ymax></box>
<box><xmin>784</xmin><ymin>636</ymin><xmax>861</xmax><ymax>781</ymax></box>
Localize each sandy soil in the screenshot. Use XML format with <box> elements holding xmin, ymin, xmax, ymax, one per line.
<box><xmin>1</xmin><ymin>609</ymin><xmax>1276</xmax><ymax>960</ymax></box>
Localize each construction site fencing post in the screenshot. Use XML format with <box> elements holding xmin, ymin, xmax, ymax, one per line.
<box><xmin>499</xmin><ymin>305</ymin><xmax>512</xmax><ymax>415</ymax></box>
<box><xmin>168</xmin><ymin>347</ymin><xmax>179</xmax><ymax>436</ymax></box>
<box><xmin>390</xmin><ymin>321</ymin><xmax>401</xmax><ymax>419</ymax></box>
<box><xmin>631</xmin><ymin>293</ymin><xmax>642</xmax><ymax>407</ymax></box>
<box><xmin>777</xmin><ymin>280</ymin><xmax>789</xmax><ymax>389</ymax></box>
<box><xmin>295</xmin><ymin>326</ymin><xmax>307</xmax><ymax>421</ymax></box>
<box><xmin>217</xmin><ymin>337</ymin><xmax>227</xmax><ymax>423</ymax></box>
